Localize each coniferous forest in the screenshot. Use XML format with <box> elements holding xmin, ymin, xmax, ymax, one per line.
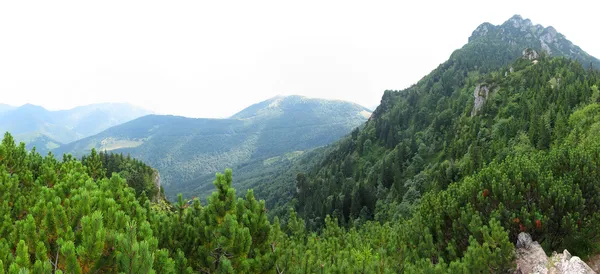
<box><xmin>3</xmin><ymin>15</ymin><xmax>600</xmax><ymax>273</ymax></box>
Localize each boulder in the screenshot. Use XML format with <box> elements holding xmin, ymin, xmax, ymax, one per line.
<box><xmin>514</xmin><ymin>233</ymin><xmax>596</xmax><ymax>274</ymax></box>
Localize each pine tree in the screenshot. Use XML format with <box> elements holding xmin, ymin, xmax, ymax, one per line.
<box><xmin>115</xmin><ymin>221</ymin><xmax>154</xmax><ymax>274</ymax></box>
<box><xmin>82</xmin><ymin>148</ymin><xmax>105</xmax><ymax>181</ymax></box>
<box><xmin>197</xmin><ymin>169</ymin><xmax>252</xmax><ymax>272</ymax></box>
<box><xmin>60</xmin><ymin>241</ymin><xmax>82</xmax><ymax>274</ymax></box>
<box><xmin>76</xmin><ymin>211</ymin><xmax>105</xmax><ymax>272</ymax></box>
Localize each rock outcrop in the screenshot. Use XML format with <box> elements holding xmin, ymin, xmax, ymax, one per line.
<box><xmin>471</xmin><ymin>84</ymin><xmax>490</xmax><ymax>116</ymax></box>
<box><xmin>152</xmin><ymin>169</ymin><xmax>161</xmax><ymax>201</ymax></box>
<box><xmin>522</xmin><ymin>48</ymin><xmax>540</xmax><ymax>60</ymax></box>
<box><xmin>514</xmin><ymin>233</ymin><xmax>595</xmax><ymax>274</ymax></box>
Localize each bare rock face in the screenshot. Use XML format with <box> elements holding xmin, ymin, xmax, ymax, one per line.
<box><xmin>514</xmin><ymin>233</ymin><xmax>596</xmax><ymax>274</ymax></box>
<box><xmin>522</xmin><ymin>48</ymin><xmax>540</xmax><ymax>60</ymax></box>
<box><xmin>471</xmin><ymin>84</ymin><xmax>490</xmax><ymax>116</ymax></box>
<box><xmin>152</xmin><ymin>169</ymin><xmax>161</xmax><ymax>201</ymax></box>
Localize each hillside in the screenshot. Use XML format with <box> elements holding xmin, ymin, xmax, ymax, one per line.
<box><xmin>244</xmin><ymin>15</ymin><xmax>600</xmax><ymax>270</ymax></box>
<box><xmin>273</xmin><ymin>14</ymin><xmax>600</xmax><ymax>227</ymax></box>
<box><xmin>56</xmin><ymin>95</ymin><xmax>371</xmax><ymax>199</ymax></box>
<box><xmin>0</xmin><ymin>102</ymin><xmax>152</xmax><ymax>154</ymax></box>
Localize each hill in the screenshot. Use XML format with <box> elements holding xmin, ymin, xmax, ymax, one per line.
<box><xmin>56</xmin><ymin>95</ymin><xmax>371</xmax><ymax>199</ymax></box>
<box><xmin>0</xmin><ymin>102</ymin><xmax>152</xmax><ymax>154</ymax></box>
<box><xmin>271</xmin><ymin>14</ymin><xmax>600</xmax><ymax>227</ymax></box>
<box><xmin>245</xmin><ymin>15</ymin><xmax>600</xmax><ymax>270</ymax></box>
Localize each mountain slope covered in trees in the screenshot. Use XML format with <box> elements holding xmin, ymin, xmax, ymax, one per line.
<box><xmin>3</xmin><ymin>71</ymin><xmax>600</xmax><ymax>271</ymax></box>
<box><xmin>0</xmin><ymin>103</ymin><xmax>151</xmax><ymax>154</ymax></box>
<box><xmin>56</xmin><ymin>95</ymin><xmax>371</xmax><ymax>199</ymax></box>
<box><xmin>269</xmin><ymin>15</ymin><xmax>600</xmax><ymax>229</ymax></box>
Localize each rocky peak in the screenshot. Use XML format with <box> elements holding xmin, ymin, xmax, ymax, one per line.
<box><xmin>466</xmin><ymin>15</ymin><xmax>600</xmax><ymax>69</ymax></box>
<box><xmin>470</xmin><ymin>22</ymin><xmax>495</xmax><ymax>40</ymax></box>
<box><xmin>505</xmin><ymin>14</ymin><xmax>533</xmax><ymax>31</ymax></box>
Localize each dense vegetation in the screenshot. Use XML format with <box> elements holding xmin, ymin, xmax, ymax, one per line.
<box><xmin>3</xmin><ymin>90</ymin><xmax>600</xmax><ymax>272</ymax></box>
<box><xmin>89</xmin><ymin>150</ymin><xmax>162</xmax><ymax>199</ymax></box>
<box><xmin>56</xmin><ymin>96</ymin><xmax>370</xmax><ymax>200</ymax></box>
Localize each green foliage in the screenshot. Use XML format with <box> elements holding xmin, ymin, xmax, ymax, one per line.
<box><xmin>96</xmin><ymin>150</ymin><xmax>160</xmax><ymax>199</ymax></box>
<box><xmin>0</xmin><ymin>133</ymin><xmax>283</xmax><ymax>273</ymax></box>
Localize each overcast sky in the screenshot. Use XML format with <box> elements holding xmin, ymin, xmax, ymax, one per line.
<box><xmin>1</xmin><ymin>0</ymin><xmax>598</xmax><ymax>118</ymax></box>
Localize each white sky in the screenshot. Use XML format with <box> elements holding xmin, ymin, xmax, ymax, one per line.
<box><xmin>1</xmin><ymin>0</ymin><xmax>598</xmax><ymax>118</ymax></box>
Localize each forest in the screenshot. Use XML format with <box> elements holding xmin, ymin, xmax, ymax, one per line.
<box><xmin>2</xmin><ymin>52</ymin><xmax>600</xmax><ymax>272</ymax></box>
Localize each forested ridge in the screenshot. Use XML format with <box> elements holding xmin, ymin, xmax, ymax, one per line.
<box><xmin>3</xmin><ymin>15</ymin><xmax>600</xmax><ymax>273</ymax></box>
<box><xmin>55</xmin><ymin>96</ymin><xmax>370</xmax><ymax>201</ymax></box>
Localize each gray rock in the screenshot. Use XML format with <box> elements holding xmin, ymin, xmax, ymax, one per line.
<box><xmin>553</xmin><ymin>249</ymin><xmax>595</xmax><ymax>274</ymax></box>
<box><xmin>522</xmin><ymin>48</ymin><xmax>540</xmax><ymax>60</ymax></box>
<box><xmin>151</xmin><ymin>169</ymin><xmax>161</xmax><ymax>201</ymax></box>
<box><xmin>516</xmin><ymin>232</ymin><xmax>533</xmax><ymax>249</ymax></box>
<box><xmin>471</xmin><ymin>84</ymin><xmax>490</xmax><ymax>116</ymax></box>
<box><xmin>514</xmin><ymin>233</ymin><xmax>596</xmax><ymax>274</ymax></box>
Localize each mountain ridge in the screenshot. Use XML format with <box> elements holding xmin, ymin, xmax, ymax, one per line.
<box><xmin>267</xmin><ymin>14</ymin><xmax>600</xmax><ymax>229</ymax></box>
<box><xmin>0</xmin><ymin>102</ymin><xmax>153</xmax><ymax>154</ymax></box>
<box><xmin>468</xmin><ymin>14</ymin><xmax>600</xmax><ymax>69</ymax></box>
<box><xmin>55</xmin><ymin>95</ymin><xmax>371</xmax><ymax>199</ymax></box>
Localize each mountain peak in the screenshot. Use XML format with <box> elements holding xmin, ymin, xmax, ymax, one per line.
<box><xmin>466</xmin><ymin>15</ymin><xmax>599</xmax><ymax>69</ymax></box>
<box><xmin>230</xmin><ymin>95</ymin><xmax>370</xmax><ymax>120</ymax></box>
<box><xmin>504</xmin><ymin>14</ymin><xmax>533</xmax><ymax>29</ymax></box>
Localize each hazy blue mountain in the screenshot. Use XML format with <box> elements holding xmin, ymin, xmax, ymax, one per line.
<box><xmin>0</xmin><ymin>104</ymin><xmax>15</xmax><ymax>113</ymax></box>
<box><xmin>0</xmin><ymin>102</ymin><xmax>152</xmax><ymax>154</ymax></box>
<box><xmin>56</xmin><ymin>95</ymin><xmax>371</xmax><ymax>199</ymax></box>
<box><xmin>53</xmin><ymin>103</ymin><xmax>154</xmax><ymax>139</ymax></box>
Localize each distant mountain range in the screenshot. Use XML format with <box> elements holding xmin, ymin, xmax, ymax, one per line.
<box><xmin>0</xmin><ymin>103</ymin><xmax>152</xmax><ymax>154</ymax></box>
<box><xmin>55</xmin><ymin>95</ymin><xmax>371</xmax><ymax>199</ymax></box>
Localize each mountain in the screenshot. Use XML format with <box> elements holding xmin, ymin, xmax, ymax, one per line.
<box><xmin>245</xmin><ymin>15</ymin><xmax>600</xmax><ymax>269</ymax></box>
<box><xmin>56</xmin><ymin>95</ymin><xmax>371</xmax><ymax>199</ymax></box>
<box><xmin>3</xmin><ymin>15</ymin><xmax>600</xmax><ymax>273</ymax></box>
<box><xmin>0</xmin><ymin>104</ymin><xmax>15</xmax><ymax>113</ymax></box>
<box><xmin>278</xmin><ymin>14</ymin><xmax>600</xmax><ymax>226</ymax></box>
<box><xmin>0</xmin><ymin>102</ymin><xmax>152</xmax><ymax>154</ymax></box>
<box><xmin>52</xmin><ymin>102</ymin><xmax>153</xmax><ymax>139</ymax></box>
<box><xmin>466</xmin><ymin>15</ymin><xmax>600</xmax><ymax>69</ymax></box>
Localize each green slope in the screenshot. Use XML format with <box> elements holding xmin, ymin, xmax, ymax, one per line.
<box><xmin>56</xmin><ymin>95</ymin><xmax>371</xmax><ymax>199</ymax></box>
<box><xmin>266</xmin><ymin>15</ymin><xmax>600</xmax><ymax>229</ymax></box>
